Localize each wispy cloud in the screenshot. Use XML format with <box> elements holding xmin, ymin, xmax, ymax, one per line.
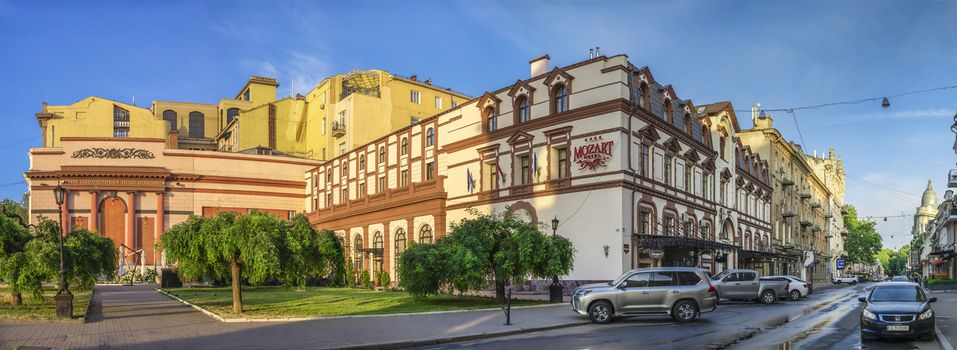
<box><xmin>241</xmin><ymin>50</ymin><xmax>332</xmax><ymax>97</ymax></box>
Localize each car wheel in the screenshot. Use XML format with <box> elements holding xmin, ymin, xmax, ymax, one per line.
<box><xmin>836</xmin><ymin>281</ymin><xmax>842</xmax><ymax>285</ymax></box>
<box><xmin>588</xmin><ymin>300</ymin><xmax>614</xmax><ymax>324</ymax></box>
<box><xmin>852</xmin><ymin>281</ymin><xmax>857</xmax><ymax>285</ymax></box>
<box><xmin>672</xmin><ymin>300</ymin><xmax>699</xmax><ymax>323</ymax></box>
<box><xmin>761</xmin><ymin>290</ymin><xmax>776</xmax><ymax>304</ymax></box>
<box><xmin>789</xmin><ymin>290</ymin><xmax>801</xmax><ymax>301</ymax></box>
<box><xmin>860</xmin><ymin>330</ymin><xmax>873</xmax><ymax>342</ymax></box>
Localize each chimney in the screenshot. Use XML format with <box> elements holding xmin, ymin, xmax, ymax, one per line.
<box><xmin>410</xmin><ymin>75</ymin><xmax>417</xmax><ymax>81</ymax></box>
<box><xmin>425</xmin><ymin>79</ymin><xmax>432</xmax><ymax>86</ymax></box>
<box><xmin>529</xmin><ymin>54</ymin><xmax>550</xmax><ymax>77</ymax></box>
<box><xmin>41</xmin><ymin>101</ymin><xmax>48</xmax><ymax>112</ymax></box>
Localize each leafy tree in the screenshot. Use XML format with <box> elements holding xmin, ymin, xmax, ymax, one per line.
<box><xmin>161</xmin><ymin>211</ymin><xmax>343</xmax><ymax>314</ymax></box>
<box><xmin>398</xmin><ymin>208</ymin><xmax>575</xmax><ymax>302</ymax></box>
<box><xmin>316</xmin><ymin>230</ymin><xmax>347</xmax><ymax>286</ymax></box>
<box><xmin>0</xmin><ymin>195</ymin><xmax>28</xmax><ymax>228</ymax></box>
<box><xmin>0</xmin><ymin>217</ymin><xmax>116</xmax><ymax>305</ymax></box>
<box><xmin>843</xmin><ymin>205</ymin><xmax>883</xmax><ymax>265</ymax></box>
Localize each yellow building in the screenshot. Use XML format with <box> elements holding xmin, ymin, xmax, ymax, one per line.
<box><xmin>36</xmin><ymin>71</ymin><xmax>471</xmax><ymax>160</ymax></box>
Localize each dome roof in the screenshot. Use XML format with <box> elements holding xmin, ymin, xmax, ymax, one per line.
<box><xmin>922</xmin><ymin>180</ymin><xmax>937</xmax><ymax>207</ymax></box>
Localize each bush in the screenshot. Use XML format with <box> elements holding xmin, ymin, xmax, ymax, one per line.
<box><xmin>379</xmin><ymin>271</ymin><xmax>391</xmax><ymax>287</ymax></box>
<box><xmin>927</xmin><ymin>279</ymin><xmax>957</xmax><ymax>285</ymax></box>
<box><xmin>360</xmin><ymin>269</ymin><xmax>371</xmax><ymax>289</ymax></box>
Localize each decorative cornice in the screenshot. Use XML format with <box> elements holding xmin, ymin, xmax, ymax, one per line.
<box><xmin>72</xmin><ymin>148</ymin><xmax>155</xmax><ymax>159</ymax></box>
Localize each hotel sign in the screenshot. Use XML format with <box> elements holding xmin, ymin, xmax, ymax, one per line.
<box><xmin>573</xmin><ymin>136</ymin><xmax>614</xmax><ymax>170</ymax></box>
<box><xmin>71</xmin><ymin>148</ymin><xmax>155</xmax><ymax>159</ymax></box>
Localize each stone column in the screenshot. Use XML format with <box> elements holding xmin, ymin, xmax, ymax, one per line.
<box><xmin>89</xmin><ymin>191</ymin><xmax>98</xmax><ymax>233</ymax></box>
<box><xmin>125</xmin><ymin>192</ymin><xmax>136</xmax><ymax>263</ymax></box>
<box><xmin>155</xmin><ymin>192</ymin><xmax>164</xmax><ymax>267</ymax></box>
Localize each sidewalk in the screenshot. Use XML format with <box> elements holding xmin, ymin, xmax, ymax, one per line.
<box><xmin>0</xmin><ymin>284</ymin><xmax>584</xmax><ymax>350</ymax></box>
<box><xmin>927</xmin><ymin>290</ymin><xmax>957</xmax><ymax>350</ymax></box>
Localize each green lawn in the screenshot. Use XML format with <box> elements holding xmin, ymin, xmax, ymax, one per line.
<box><xmin>162</xmin><ymin>286</ymin><xmax>544</xmax><ymax>319</ymax></box>
<box><xmin>0</xmin><ymin>286</ymin><xmax>92</xmax><ymax>321</ymax></box>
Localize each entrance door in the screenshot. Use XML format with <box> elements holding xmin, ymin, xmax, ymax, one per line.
<box><xmin>100</xmin><ymin>198</ymin><xmax>126</xmax><ymax>260</ymax></box>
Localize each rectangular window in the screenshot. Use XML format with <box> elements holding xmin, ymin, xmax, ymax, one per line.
<box><xmin>325</xmin><ymin>193</ymin><xmax>332</xmax><ymax>207</ymax></box>
<box><xmin>486</xmin><ymin>161</ymin><xmax>498</xmax><ymax>190</ymax></box>
<box><xmin>720</xmin><ymin>181</ymin><xmax>727</xmax><ymax>205</ymax></box>
<box><xmin>640</xmin><ymin>210</ymin><xmax>650</xmax><ymax>234</ymax></box>
<box><xmin>378</xmin><ymin>176</ymin><xmax>386</xmax><ymax>193</ymax></box>
<box><xmin>322</xmin><ymin>117</ymin><xmax>327</xmax><ymax>135</ymax></box>
<box><xmin>557</xmin><ymin>148</ymin><xmax>568</xmax><ymax>179</ymax></box>
<box><xmin>358</xmin><ymin>182</ymin><xmax>366</xmax><ymax>198</ymax></box>
<box><xmin>341</xmin><ymin>188</ymin><xmax>348</xmax><ymax>203</ymax></box>
<box><xmin>640</xmin><ymin>144</ymin><xmax>650</xmax><ymax>177</ymax></box>
<box><xmin>400</xmin><ymin>169</ymin><xmax>409</xmax><ymax>187</ymax></box>
<box><xmin>435</xmin><ymin>96</ymin><xmax>442</xmax><ymax>109</ymax></box>
<box><xmin>703</xmin><ymin>175</ymin><xmax>711</xmax><ymax>200</ymax></box>
<box><xmin>426</xmin><ymin>162</ymin><xmax>435</xmax><ymax>180</ymax></box>
<box><xmin>339</xmin><ymin>142</ymin><xmax>346</xmax><ymax>155</ymax></box>
<box><xmin>411</xmin><ymin>90</ymin><xmax>421</xmax><ymax>104</ymax></box>
<box><xmin>519</xmin><ymin>155</ymin><xmax>531</xmax><ymax>185</ymax></box>
<box><xmin>664</xmin><ymin>217</ymin><xmax>674</xmax><ymax>236</ymax></box>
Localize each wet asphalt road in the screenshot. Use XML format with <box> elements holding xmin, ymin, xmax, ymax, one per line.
<box><xmin>415</xmin><ymin>283</ymin><xmax>942</xmax><ymax>350</ymax></box>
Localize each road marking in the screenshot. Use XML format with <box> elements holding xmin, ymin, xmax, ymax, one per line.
<box><xmin>937</xmin><ymin>325</ymin><xmax>955</xmax><ymax>350</ymax></box>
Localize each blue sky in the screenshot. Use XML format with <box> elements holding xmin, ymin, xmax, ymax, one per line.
<box><xmin>2</xmin><ymin>0</ymin><xmax>956</xmax><ymax>249</ymax></box>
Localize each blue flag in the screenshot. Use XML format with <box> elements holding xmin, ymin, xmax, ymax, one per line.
<box><xmin>466</xmin><ymin>168</ymin><xmax>475</xmax><ymax>193</ymax></box>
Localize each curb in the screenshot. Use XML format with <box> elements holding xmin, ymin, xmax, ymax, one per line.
<box><xmin>155</xmin><ymin>288</ymin><xmax>565</xmax><ymax>323</ymax></box>
<box><xmin>82</xmin><ymin>287</ymin><xmax>96</xmax><ymax>323</ymax></box>
<box><xmin>938</xmin><ymin>325</ymin><xmax>955</xmax><ymax>350</ymax></box>
<box><xmin>331</xmin><ymin>321</ymin><xmax>589</xmax><ymax>350</ymax></box>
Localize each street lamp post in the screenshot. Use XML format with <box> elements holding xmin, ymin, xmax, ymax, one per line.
<box><xmin>53</xmin><ymin>185</ymin><xmax>73</xmax><ymax>319</ymax></box>
<box><xmin>549</xmin><ymin>216</ymin><xmax>563</xmax><ymax>303</ymax></box>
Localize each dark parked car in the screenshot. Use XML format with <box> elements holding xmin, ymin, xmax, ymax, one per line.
<box><xmin>859</xmin><ymin>282</ymin><xmax>937</xmax><ymax>341</ymax></box>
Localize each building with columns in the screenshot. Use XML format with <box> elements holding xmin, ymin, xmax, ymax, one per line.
<box><xmin>913</xmin><ymin>181</ymin><xmax>938</xmax><ymax>277</ymax></box>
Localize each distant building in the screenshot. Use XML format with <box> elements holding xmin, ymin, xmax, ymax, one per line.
<box><xmin>912</xmin><ymin>181</ymin><xmax>938</xmax><ymax>277</ymax></box>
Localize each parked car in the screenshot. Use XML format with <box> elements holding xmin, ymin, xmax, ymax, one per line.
<box><xmin>891</xmin><ymin>276</ymin><xmax>909</xmax><ymax>282</ymax></box>
<box><xmin>570</xmin><ymin>267</ymin><xmax>717</xmax><ymax>324</ymax></box>
<box><xmin>710</xmin><ymin>269</ymin><xmax>790</xmax><ymax>304</ymax></box>
<box><xmin>859</xmin><ymin>282</ymin><xmax>937</xmax><ymax>341</ymax></box>
<box><xmin>834</xmin><ymin>275</ymin><xmax>859</xmax><ymax>285</ymax></box>
<box><xmin>769</xmin><ymin>275</ymin><xmax>810</xmax><ymax>301</ymax></box>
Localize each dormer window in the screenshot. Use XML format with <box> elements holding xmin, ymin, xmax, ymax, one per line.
<box><xmin>664</xmin><ymin>99</ymin><xmax>673</xmax><ymax>123</ymax></box>
<box><xmin>516</xmin><ymin>96</ymin><xmax>529</xmax><ymax>124</ymax></box>
<box><xmin>554</xmin><ymin>85</ymin><xmax>569</xmax><ymax>113</ymax></box>
<box><xmin>485</xmin><ymin>108</ymin><xmax>497</xmax><ymax>132</ymax></box>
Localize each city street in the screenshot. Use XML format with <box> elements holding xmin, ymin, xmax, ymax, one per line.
<box><xmin>418</xmin><ymin>284</ymin><xmax>942</xmax><ymax>350</ymax></box>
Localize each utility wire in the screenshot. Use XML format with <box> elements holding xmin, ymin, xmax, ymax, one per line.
<box><xmin>845</xmin><ymin>174</ymin><xmax>922</xmax><ymax>198</ymax></box>
<box><xmin>734</xmin><ymin>83</ymin><xmax>957</xmax><ymax>113</ymax></box>
<box><xmin>788</xmin><ymin>109</ymin><xmax>807</xmax><ymax>149</ymax></box>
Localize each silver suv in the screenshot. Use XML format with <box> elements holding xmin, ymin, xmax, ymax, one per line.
<box><xmin>571</xmin><ymin>267</ymin><xmax>717</xmax><ymax>324</ymax></box>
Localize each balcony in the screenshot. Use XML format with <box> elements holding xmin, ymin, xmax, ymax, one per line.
<box><xmin>824</xmin><ymin>210</ymin><xmax>833</xmax><ymax>219</ymax></box>
<box><xmin>799</xmin><ymin>190</ymin><xmax>811</xmax><ymax>199</ymax></box>
<box><xmin>812</xmin><ymin>225</ymin><xmax>821</xmax><ymax>232</ymax></box>
<box><xmin>800</xmin><ymin>218</ymin><xmax>813</xmax><ymax>227</ymax></box>
<box><xmin>782</xmin><ymin>209</ymin><xmax>797</xmax><ymax>218</ymax></box>
<box><xmin>950</xmin><ymin>169</ymin><xmax>957</xmax><ymax>188</ymax></box>
<box><xmin>781</xmin><ymin>176</ymin><xmax>795</xmax><ymax>186</ymax></box>
<box><xmin>810</xmin><ymin>201</ymin><xmax>820</xmax><ymax>209</ymax></box>
<box><xmin>332</xmin><ymin>120</ymin><xmax>346</xmax><ymax>137</ymax></box>
<box><xmin>841</xmin><ymin>205</ymin><xmax>849</xmax><ymax>215</ymax></box>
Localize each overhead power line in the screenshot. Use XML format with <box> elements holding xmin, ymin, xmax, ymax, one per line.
<box><xmin>734</xmin><ymin>83</ymin><xmax>957</xmax><ymax>114</ymax></box>
<box><xmin>845</xmin><ymin>174</ymin><xmax>922</xmax><ymax>198</ymax></box>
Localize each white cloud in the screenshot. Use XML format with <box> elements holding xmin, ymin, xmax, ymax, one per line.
<box><xmin>820</xmin><ymin>108</ymin><xmax>954</xmax><ymax>126</ymax></box>
<box><xmin>240</xmin><ymin>50</ymin><xmax>332</xmax><ymax>98</ymax></box>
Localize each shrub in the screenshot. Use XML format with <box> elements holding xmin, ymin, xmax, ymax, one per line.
<box><xmin>927</xmin><ymin>279</ymin><xmax>957</xmax><ymax>285</ymax></box>
<box><xmin>379</xmin><ymin>271</ymin><xmax>391</xmax><ymax>287</ymax></box>
<box><xmin>360</xmin><ymin>269</ymin><xmax>371</xmax><ymax>289</ymax></box>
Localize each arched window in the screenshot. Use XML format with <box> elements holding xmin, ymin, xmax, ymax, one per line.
<box><xmin>401</xmin><ymin>137</ymin><xmax>408</xmax><ymax>155</ymax></box>
<box><xmin>378</xmin><ymin>145</ymin><xmax>385</xmax><ymax>163</ymax></box>
<box><xmin>359</xmin><ymin>154</ymin><xmax>366</xmax><ymax>171</ymax></box>
<box><xmin>554</xmin><ymin>85</ymin><xmax>569</xmax><ymax>113</ymax></box>
<box><xmin>373</xmin><ymin>232</ymin><xmax>383</xmax><ymax>250</ymax></box>
<box><xmin>516</xmin><ymin>95</ymin><xmax>529</xmax><ymax>123</ymax></box>
<box><xmin>640</xmin><ymin>82</ymin><xmax>650</xmax><ymax>109</ymax></box>
<box><xmin>663</xmin><ymin>99</ymin><xmax>673</xmax><ymax>123</ymax></box>
<box><xmin>162</xmin><ymin>110</ymin><xmax>177</xmax><ymax>131</ymax></box>
<box><xmin>684</xmin><ymin>113</ymin><xmax>692</xmax><ymax>134</ymax></box>
<box><xmin>426</xmin><ymin>127</ymin><xmax>435</xmax><ymax>146</ymax></box>
<box><xmin>353</xmin><ymin>235</ymin><xmax>363</xmax><ymax>272</ymax></box>
<box><xmin>188</xmin><ymin>111</ymin><xmax>205</xmax><ymax>138</ymax></box>
<box><xmin>226</xmin><ymin>108</ymin><xmax>240</xmax><ymax>125</ymax></box>
<box><xmin>419</xmin><ymin>224</ymin><xmax>433</xmax><ymax>244</ymax></box>
<box><xmin>485</xmin><ymin>108</ymin><xmax>497</xmax><ymax>132</ymax></box>
<box><xmin>394</xmin><ymin>228</ymin><xmax>407</xmax><ymax>267</ymax></box>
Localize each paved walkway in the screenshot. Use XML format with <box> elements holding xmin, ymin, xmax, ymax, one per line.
<box><xmin>928</xmin><ymin>290</ymin><xmax>957</xmax><ymax>350</ymax></box>
<box><xmin>0</xmin><ymin>285</ymin><xmax>581</xmax><ymax>349</ymax></box>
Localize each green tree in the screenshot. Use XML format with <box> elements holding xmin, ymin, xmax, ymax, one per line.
<box><xmin>398</xmin><ymin>208</ymin><xmax>575</xmax><ymax>302</ymax></box>
<box><xmin>843</xmin><ymin>205</ymin><xmax>883</xmax><ymax>265</ymax></box>
<box><xmin>161</xmin><ymin>211</ymin><xmax>343</xmax><ymax>314</ymax></box>
<box><xmin>0</xmin><ymin>217</ymin><xmax>116</xmax><ymax>306</ymax></box>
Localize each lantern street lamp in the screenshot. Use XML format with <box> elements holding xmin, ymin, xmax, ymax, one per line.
<box><xmin>53</xmin><ymin>185</ymin><xmax>72</xmax><ymax>319</ymax></box>
<box><xmin>549</xmin><ymin>216</ymin><xmax>563</xmax><ymax>303</ymax></box>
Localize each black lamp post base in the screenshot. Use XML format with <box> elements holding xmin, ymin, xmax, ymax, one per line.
<box><xmin>54</xmin><ymin>290</ymin><xmax>73</xmax><ymax>319</ymax></box>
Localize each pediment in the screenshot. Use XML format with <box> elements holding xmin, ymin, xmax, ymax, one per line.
<box><xmin>476</xmin><ymin>92</ymin><xmax>502</xmax><ymax>111</ymax></box>
<box><xmin>638</xmin><ymin>125</ymin><xmax>661</xmax><ymax>142</ymax></box>
<box><xmin>543</xmin><ymin>67</ymin><xmax>574</xmax><ymax>88</ymax></box>
<box><xmin>507</xmin><ymin>79</ymin><xmax>536</xmax><ymax>98</ymax></box>
<box><xmin>507</xmin><ymin>130</ymin><xmax>534</xmax><ymax>145</ymax></box>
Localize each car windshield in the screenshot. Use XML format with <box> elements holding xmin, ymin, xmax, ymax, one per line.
<box><xmin>712</xmin><ymin>270</ymin><xmax>732</xmax><ymax>281</ymax></box>
<box><xmin>869</xmin><ymin>286</ymin><xmax>925</xmax><ymax>302</ymax></box>
<box><xmin>610</xmin><ymin>271</ymin><xmax>631</xmax><ymax>286</ymax></box>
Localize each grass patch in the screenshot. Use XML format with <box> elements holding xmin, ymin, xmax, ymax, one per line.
<box><xmin>162</xmin><ymin>286</ymin><xmax>544</xmax><ymax>319</ymax></box>
<box><xmin>0</xmin><ymin>286</ymin><xmax>92</xmax><ymax>321</ymax></box>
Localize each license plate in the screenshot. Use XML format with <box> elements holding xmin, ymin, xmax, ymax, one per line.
<box><xmin>887</xmin><ymin>325</ymin><xmax>909</xmax><ymax>332</ymax></box>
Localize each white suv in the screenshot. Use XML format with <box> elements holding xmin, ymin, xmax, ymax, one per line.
<box><xmin>833</xmin><ymin>275</ymin><xmax>859</xmax><ymax>285</ymax></box>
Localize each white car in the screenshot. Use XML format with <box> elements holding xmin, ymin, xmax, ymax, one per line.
<box><xmin>833</xmin><ymin>275</ymin><xmax>859</xmax><ymax>285</ymax></box>
<box><xmin>771</xmin><ymin>275</ymin><xmax>810</xmax><ymax>301</ymax></box>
